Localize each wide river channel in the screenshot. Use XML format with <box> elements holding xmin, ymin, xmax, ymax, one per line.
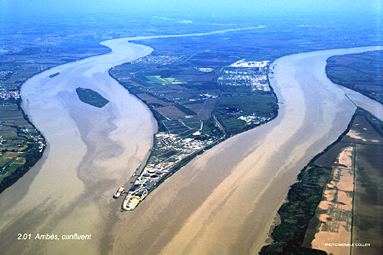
<box><xmin>0</xmin><ymin>30</ymin><xmax>381</xmax><ymax>254</ymax></box>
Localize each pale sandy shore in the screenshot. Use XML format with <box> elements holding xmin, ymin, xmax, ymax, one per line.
<box><xmin>0</xmin><ymin>33</ymin><xmax>381</xmax><ymax>255</ymax></box>
<box><xmin>311</xmin><ymin>146</ymin><xmax>355</xmax><ymax>255</ymax></box>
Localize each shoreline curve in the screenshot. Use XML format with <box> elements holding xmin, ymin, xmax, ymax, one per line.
<box><xmin>0</xmin><ymin>28</ymin><xmax>381</xmax><ymax>254</ymax></box>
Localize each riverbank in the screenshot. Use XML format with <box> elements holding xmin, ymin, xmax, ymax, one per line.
<box><xmin>0</xmin><ymin>38</ymin><xmax>157</xmax><ymax>255</ymax></box>
<box><xmin>0</xmin><ymin>28</ymin><xmax>270</xmax><ymax>255</ymax></box>
<box><xmin>0</xmin><ymin>31</ymin><xmax>381</xmax><ymax>255</ymax></box>
<box><xmin>112</xmin><ymin>48</ymin><xmax>383</xmax><ymax>254</ymax></box>
<box><xmin>107</xmin><ymin>46</ymin><xmax>382</xmax><ymax>255</ymax></box>
<box><xmin>154</xmin><ymin>48</ymin><xmax>382</xmax><ymax>254</ymax></box>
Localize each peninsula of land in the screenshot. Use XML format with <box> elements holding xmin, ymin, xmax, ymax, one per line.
<box><xmin>109</xmin><ymin>52</ymin><xmax>276</xmax><ymax>211</ymax></box>
<box><xmin>140</xmin><ymin>47</ymin><xmax>382</xmax><ymax>255</ymax></box>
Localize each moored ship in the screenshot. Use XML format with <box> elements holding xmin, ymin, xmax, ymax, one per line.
<box><xmin>113</xmin><ymin>185</ymin><xmax>124</xmax><ymax>199</ymax></box>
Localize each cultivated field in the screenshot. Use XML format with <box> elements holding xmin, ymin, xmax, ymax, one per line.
<box><xmin>305</xmin><ymin>111</ymin><xmax>383</xmax><ymax>255</ymax></box>
<box><xmin>326</xmin><ymin>50</ymin><xmax>383</xmax><ymax>104</ymax></box>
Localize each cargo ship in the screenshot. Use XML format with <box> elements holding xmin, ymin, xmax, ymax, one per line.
<box><xmin>113</xmin><ymin>185</ymin><xmax>124</xmax><ymax>199</ymax></box>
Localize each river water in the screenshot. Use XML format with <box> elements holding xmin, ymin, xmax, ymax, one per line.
<box><xmin>0</xmin><ymin>32</ymin><xmax>381</xmax><ymax>254</ymax></box>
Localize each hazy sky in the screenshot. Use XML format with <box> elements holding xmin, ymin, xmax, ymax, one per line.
<box><xmin>2</xmin><ymin>0</ymin><xmax>381</xmax><ymax>17</ymax></box>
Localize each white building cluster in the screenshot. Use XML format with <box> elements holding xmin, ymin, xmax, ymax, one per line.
<box><xmin>218</xmin><ymin>59</ymin><xmax>271</xmax><ymax>91</ymax></box>
<box><xmin>0</xmin><ymin>90</ymin><xmax>20</xmax><ymax>100</ymax></box>
<box><xmin>131</xmin><ymin>55</ymin><xmax>180</xmax><ymax>65</ymax></box>
<box><xmin>230</xmin><ymin>59</ymin><xmax>269</xmax><ymax>72</ymax></box>
<box><xmin>238</xmin><ymin>114</ymin><xmax>272</xmax><ymax>125</ymax></box>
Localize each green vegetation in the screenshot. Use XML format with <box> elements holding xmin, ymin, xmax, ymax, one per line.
<box><xmin>0</xmin><ymin>142</ymin><xmax>44</xmax><ymax>194</ymax></box>
<box><xmin>110</xmin><ymin>51</ymin><xmax>277</xmax><ymax>139</ymax></box>
<box><xmin>0</xmin><ymin>103</ymin><xmax>46</xmax><ymax>194</ymax></box>
<box><xmin>214</xmin><ymin>90</ymin><xmax>277</xmax><ymax>136</ymax></box>
<box><xmin>174</xmin><ymin>103</ymin><xmax>197</xmax><ymax>115</ymax></box>
<box><xmin>259</xmin><ymin>164</ymin><xmax>331</xmax><ymax>255</ymax></box>
<box><xmin>201</xmin><ymin>117</ymin><xmax>224</xmax><ymax>137</ymax></box>
<box><xmin>75</xmin><ymin>87</ymin><xmax>109</xmax><ymax>108</ymax></box>
<box><xmin>326</xmin><ymin>50</ymin><xmax>383</xmax><ymax>104</ymax></box>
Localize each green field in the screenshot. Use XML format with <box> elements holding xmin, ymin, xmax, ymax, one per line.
<box><xmin>147</xmin><ymin>76</ymin><xmax>186</xmax><ymax>85</ymax></box>
<box><xmin>111</xmin><ymin>53</ymin><xmax>278</xmax><ymax>139</ymax></box>
<box><xmin>0</xmin><ymin>103</ymin><xmax>46</xmax><ymax>193</ymax></box>
<box><xmin>214</xmin><ymin>91</ymin><xmax>277</xmax><ymax>136</ymax></box>
<box><xmin>0</xmin><ymin>157</ymin><xmax>26</xmax><ymax>181</ymax></box>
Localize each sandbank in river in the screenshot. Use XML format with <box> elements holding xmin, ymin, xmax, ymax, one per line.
<box><xmin>0</xmin><ymin>32</ymin><xmax>381</xmax><ymax>255</ymax></box>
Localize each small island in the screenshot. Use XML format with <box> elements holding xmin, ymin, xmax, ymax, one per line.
<box><xmin>75</xmin><ymin>87</ymin><xmax>109</xmax><ymax>108</ymax></box>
